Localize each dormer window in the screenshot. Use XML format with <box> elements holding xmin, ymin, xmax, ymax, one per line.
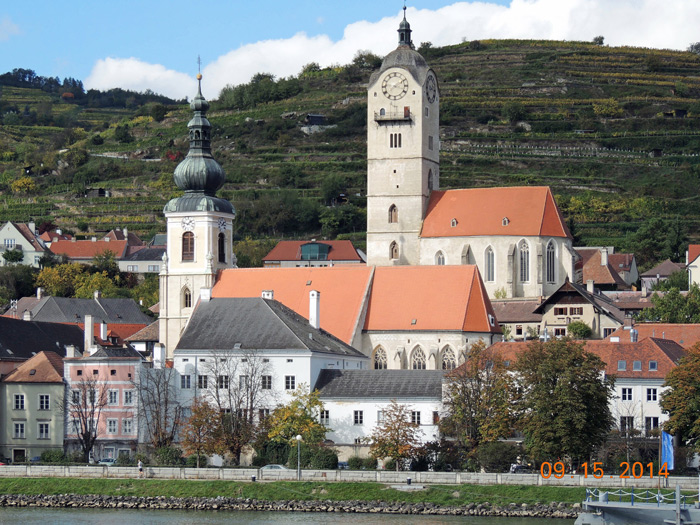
<box><xmin>502</xmin><ymin>217</ymin><xmax>510</xmax><ymax>226</ymax></box>
<box><xmin>451</xmin><ymin>218</ymin><xmax>457</xmax><ymax>227</ymax></box>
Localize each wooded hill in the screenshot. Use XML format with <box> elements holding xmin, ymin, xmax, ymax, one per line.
<box><xmin>1</xmin><ymin>39</ymin><xmax>700</xmax><ymax>266</ymax></box>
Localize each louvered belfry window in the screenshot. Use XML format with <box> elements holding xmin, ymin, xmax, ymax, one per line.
<box><xmin>182</xmin><ymin>232</ymin><xmax>194</xmax><ymax>261</ymax></box>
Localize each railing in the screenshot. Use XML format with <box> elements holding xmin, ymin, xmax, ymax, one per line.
<box><xmin>585</xmin><ymin>486</ymin><xmax>696</xmax><ymax>508</ymax></box>
<box><xmin>374</xmin><ymin>111</ymin><xmax>412</xmax><ymax>122</ymax></box>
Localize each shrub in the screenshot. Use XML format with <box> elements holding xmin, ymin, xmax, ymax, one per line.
<box><xmin>155</xmin><ymin>446</ymin><xmax>183</xmax><ymax>466</ymax></box>
<box><xmin>311</xmin><ymin>447</ymin><xmax>338</xmax><ymax>470</ymax></box>
<box><xmin>384</xmin><ymin>458</ymin><xmax>396</xmax><ymax>471</ymax></box>
<box><xmin>287</xmin><ymin>443</ymin><xmax>315</xmax><ymax>468</ymax></box>
<box><xmin>476</xmin><ymin>441</ymin><xmax>518</xmax><ymax>473</ymax></box>
<box><xmin>362</xmin><ymin>457</ymin><xmax>377</xmax><ymax>470</ymax></box>
<box><xmin>115</xmin><ymin>454</ymin><xmax>134</xmax><ymax>466</ymax></box>
<box><xmin>40</xmin><ymin>450</ymin><xmax>66</xmax><ymax>464</ymax></box>
<box><xmin>567</xmin><ymin>320</ymin><xmax>592</xmax><ymax>339</ymax></box>
<box><xmin>185</xmin><ymin>454</ymin><xmax>208</xmax><ymax>468</ymax></box>
<box><xmin>347</xmin><ymin>456</ymin><xmax>364</xmax><ymax>470</ymax></box>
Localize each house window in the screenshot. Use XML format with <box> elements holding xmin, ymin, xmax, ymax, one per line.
<box><xmin>377</xmin><ymin>410</ymin><xmax>385</xmax><ymax>424</ymax></box>
<box><xmin>123</xmin><ymin>390</ymin><xmax>134</xmax><ymax>406</ymax></box>
<box><xmin>603</xmin><ymin>327</ymin><xmax>615</xmax><ymax>337</ymax></box>
<box><xmin>645</xmin><ymin>417</ymin><xmax>659</xmax><ymax>435</ymax></box>
<box><xmin>262</xmin><ymin>375</ymin><xmax>272</xmax><ymax>390</ymax></box>
<box><xmin>122</xmin><ymin>419</ymin><xmax>133</xmax><ymax>434</ymax></box>
<box><xmin>147</xmin><ymin>264</ymin><xmax>159</xmax><ymax>272</ymax></box>
<box><xmin>649</xmin><ymin>361</ymin><xmax>658</xmax><ymax>371</ymax></box>
<box><xmin>621</xmin><ymin>388</ymin><xmax>632</xmax><ymax>401</ymax></box>
<box><xmin>127</xmin><ymin>265</ymin><xmax>138</xmax><ymax>272</ymax></box>
<box><xmin>110</xmin><ymin>369</ymin><xmax>116</xmax><ymax>376</ymax></box>
<box><xmin>373</xmin><ymin>348</ymin><xmax>388</xmax><ymax>370</ymax></box>
<box><xmin>389</xmin><ymin>133</ymin><xmax>402</xmax><ymax>148</ymax></box>
<box><xmin>390</xmin><ymin>241</ymin><xmax>399</xmax><ymax>260</ymax></box>
<box><xmin>217</xmin><ymin>375</ymin><xmax>230</xmax><ymax>389</ymax></box>
<box><xmin>198</xmin><ymin>375</ymin><xmax>208</xmax><ymax>389</ymax></box>
<box><xmin>71</xmin><ymin>390</ymin><xmax>80</xmax><ymax>405</ymax></box>
<box><xmin>4</xmin><ymin>239</ymin><xmax>15</xmax><ymax>249</ymax></box>
<box><xmin>570</xmin><ymin>307</ymin><xmax>583</xmax><ymax>316</ymax></box>
<box><xmin>181</xmin><ymin>375</ymin><xmax>191</xmax><ymax>389</ymax></box>
<box><xmin>411</xmin><ymin>411</ymin><xmax>421</xmax><ymax>425</ymax></box>
<box><xmin>108</xmin><ymin>390</ymin><xmax>118</xmax><ymax>405</ymax></box>
<box><xmin>183</xmin><ymin>287</ymin><xmax>192</xmax><ymax>309</ymax></box>
<box><xmin>428</xmin><ymin>135</ymin><xmax>434</xmax><ymax>150</ymax></box>
<box><xmin>285</xmin><ymin>376</ymin><xmax>296</xmax><ymax>390</ymax></box>
<box><xmin>76</xmin><ymin>370</ymin><xmax>82</xmax><ymax>376</ymax></box>
<box><xmin>442</xmin><ymin>347</ymin><xmax>456</xmax><ymax>370</ymax></box>
<box><xmin>239</xmin><ymin>375</ymin><xmax>249</xmax><ymax>390</ymax></box>
<box><xmin>618</xmin><ymin>360</ymin><xmax>627</xmax><ymax>371</ymax></box>
<box><xmin>13</xmin><ymin>422</ymin><xmax>25</xmax><ymax>439</ymax></box>
<box><xmin>258</xmin><ymin>408</ymin><xmax>270</xmax><ymax>421</ymax></box>
<box><xmin>485</xmin><ymin>247</ymin><xmax>495</xmax><ymax>282</ymax></box>
<box><xmin>554</xmin><ymin>307</ymin><xmax>567</xmax><ymax>316</ymax></box>
<box><xmin>388</xmin><ymin>205</ymin><xmax>398</xmax><ymax>224</ymax></box>
<box><xmin>38</xmin><ymin>423</ymin><xmax>49</xmax><ymax>439</ymax></box>
<box><xmin>620</xmin><ymin>416</ymin><xmax>634</xmax><ymax>433</ymax></box>
<box><xmin>435</xmin><ymin>251</ymin><xmax>445</xmax><ymax>265</ymax></box>
<box><xmin>433</xmin><ymin>411</ymin><xmax>440</xmax><ymax>425</ymax></box>
<box><xmin>515</xmin><ymin>325</ymin><xmax>523</xmax><ymax>336</ymax></box>
<box><xmin>554</xmin><ymin>328</ymin><xmax>566</xmax><ymax>337</ymax></box>
<box><xmin>647</xmin><ymin>388</ymin><xmax>657</xmax><ymax>402</ymax></box>
<box><xmin>39</xmin><ymin>394</ymin><xmax>50</xmax><ymax>410</ymax></box>
<box><xmin>633</xmin><ymin>361</ymin><xmax>642</xmax><ymax>371</ymax></box>
<box><xmin>107</xmin><ymin>419</ymin><xmax>118</xmax><ymax>434</ymax></box>
<box><xmin>218</xmin><ymin>232</ymin><xmax>226</xmax><ymax>263</ymax></box>
<box><xmin>354</xmin><ymin>410</ymin><xmax>364</xmax><ymax>425</ymax></box>
<box><xmin>14</xmin><ymin>394</ymin><xmax>24</xmax><ymax>410</ymax></box>
<box><xmin>182</xmin><ymin>232</ymin><xmax>194</xmax><ymax>261</ymax></box>
<box><xmin>519</xmin><ymin>241</ymin><xmax>530</xmax><ymax>282</ymax></box>
<box><xmin>411</xmin><ymin>347</ymin><xmax>426</xmax><ymax>370</ymax></box>
<box><xmin>546</xmin><ymin>241</ymin><xmax>555</xmax><ymax>283</ymax></box>
<box><xmin>320</xmin><ymin>410</ymin><xmax>330</xmax><ymax>426</ymax></box>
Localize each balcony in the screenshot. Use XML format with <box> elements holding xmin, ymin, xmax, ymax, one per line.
<box><xmin>374</xmin><ymin>110</ymin><xmax>412</xmax><ymax>123</ymax></box>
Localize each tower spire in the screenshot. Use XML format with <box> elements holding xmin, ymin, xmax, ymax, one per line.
<box><xmin>398</xmin><ymin>4</ymin><xmax>413</xmax><ymax>48</ymax></box>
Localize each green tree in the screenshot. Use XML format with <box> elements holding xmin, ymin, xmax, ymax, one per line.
<box><xmin>515</xmin><ymin>339</ymin><xmax>615</xmax><ymax>465</ymax></box>
<box><xmin>368</xmin><ymin>399</ymin><xmax>423</xmax><ymax>471</ymax></box>
<box><xmin>0</xmin><ymin>264</ymin><xmax>36</xmax><ymax>307</ymax></box>
<box><xmin>92</xmin><ymin>249</ymin><xmax>119</xmax><ymax>279</ymax></box>
<box><xmin>232</xmin><ymin>238</ymin><xmax>277</xmax><ymax>268</ymax></box>
<box><xmin>661</xmin><ymin>344</ymin><xmax>700</xmax><ymax>452</ymax></box>
<box><xmin>267</xmin><ymin>386</ymin><xmax>329</xmax><ymax>446</ymax></box>
<box><xmin>502</xmin><ymin>101</ymin><xmax>527</xmax><ymax>123</ymax></box>
<box><xmin>592</xmin><ymin>36</ymin><xmax>605</xmax><ymax>45</ymax></box>
<box><xmin>689</xmin><ymin>42</ymin><xmax>700</xmax><ymax>55</ymax></box>
<box><xmin>36</xmin><ymin>263</ymin><xmax>85</xmax><ymax>297</ymax></box>
<box><xmin>180</xmin><ymin>399</ymin><xmax>225</xmax><ymax>468</ymax></box>
<box><xmin>114</xmin><ymin>124</ymin><xmax>133</xmax><ymax>143</ymax></box>
<box><xmin>441</xmin><ymin>341</ymin><xmax>514</xmax><ymax>452</ymax></box>
<box><xmin>1</xmin><ymin>249</ymin><xmax>24</xmax><ymax>265</ymax></box>
<box><xmin>636</xmin><ymin>285</ymin><xmax>700</xmax><ymax>323</ymax></box>
<box><xmin>73</xmin><ymin>271</ymin><xmax>120</xmax><ymax>299</ymax></box>
<box><xmin>567</xmin><ymin>320</ymin><xmax>592</xmax><ymax>339</ymax></box>
<box><xmin>653</xmin><ymin>270</ymin><xmax>689</xmax><ymax>292</ymax></box>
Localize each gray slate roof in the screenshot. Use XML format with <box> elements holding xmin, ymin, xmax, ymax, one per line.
<box><xmin>315</xmin><ymin>370</ymin><xmax>445</xmax><ymax>400</ymax></box>
<box><xmin>0</xmin><ymin>316</ymin><xmax>84</xmax><ymax>361</ymax></box>
<box><xmin>175</xmin><ymin>298</ymin><xmax>366</xmax><ymax>358</ymax></box>
<box><xmin>90</xmin><ymin>346</ymin><xmax>143</xmax><ymax>359</ymax></box>
<box><xmin>124</xmin><ymin>247</ymin><xmax>166</xmax><ymax>262</ymax></box>
<box><xmin>28</xmin><ymin>297</ymin><xmax>152</xmax><ymax>325</ymax></box>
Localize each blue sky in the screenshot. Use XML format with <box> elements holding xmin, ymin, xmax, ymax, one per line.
<box><xmin>1</xmin><ymin>1</ymin><xmax>698</xmax><ymax>100</ymax></box>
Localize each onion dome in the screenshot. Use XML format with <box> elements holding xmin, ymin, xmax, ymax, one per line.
<box><xmin>164</xmin><ymin>74</ymin><xmax>234</xmax><ymax>215</ymax></box>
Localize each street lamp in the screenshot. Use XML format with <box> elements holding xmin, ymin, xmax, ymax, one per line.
<box><xmin>296</xmin><ymin>434</ymin><xmax>302</xmax><ymax>481</ymax></box>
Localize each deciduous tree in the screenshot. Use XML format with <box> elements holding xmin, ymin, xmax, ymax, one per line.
<box><xmin>59</xmin><ymin>377</ymin><xmax>109</xmax><ymax>462</ymax></box>
<box><xmin>637</xmin><ymin>285</ymin><xmax>700</xmax><ymax>323</ymax></box>
<box><xmin>1</xmin><ymin>249</ymin><xmax>24</xmax><ymax>265</ymax></box>
<box><xmin>515</xmin><ymin>339</ymin><xmax>615</xmax><ymax>465</ymax></box>
<box><xmin>368</xmin><ymin>400</ymin><xmax>423</xmax><ymax>471</ymax></box>
<box><xmin>267</xmin><ymin>386</ymin><xmax>328</xmax><ymax>446</ymax></box>
<box><xmin>36</xmin><ymin>262</ymin><xmax>85</xmax><ymax>297</ymax></box>
<box><xmin>181</xmin><ymin>399</ymin><xmax>225</xmax><ymax>467</ymax></box>
<box><xmin>661</xmin><ymin>344</ymin><xmax>700</xmax><ymax>453</ymax></box>
<box><xmin>135</xmin><ymin>367</ymin><xmax>183</xmax><ymax>450</ymax></box>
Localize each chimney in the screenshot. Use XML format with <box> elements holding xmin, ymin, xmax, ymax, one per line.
<box><xmin>23</xmin><ymin>310</ymin><xmax>32</xmax><ymax>321</ymax></box>
<box><xmin>93</xmin><ymin>290</ymin><xmax>101</xmax><ymax>300</ymax></box>
<box><xmin>28</xmin><ymin>221</ymin><xmax>36</xmax><ymax>235</ymax></box>
<box><xmin>309</xmin><ymin>290</ymin><xmax>320</xmax><ymax>330</ymax></box>
<box><xmin>91</xmin><ymin>237</ymin><xmax>97</xmax><ymax>242</ymax></box>
<box><xmin>71</xmin><ymin>237</ymin><xmax>76</xmax><ymax>242</ymax></box>
<box><xmin>601</xmin><ymin>247</ymin><xmax>608</xmax><ymax>266</ymax></box>
<box><xmin>104</xmin><ymin>236</ymin><xmax>110</xmax><ymax>242</ymax></box>
<box><xmin>153</xmin><ymin>343</ymin><xmax>166</xmax><ymax>369</ymax></box>
<box><xmin>586</xmin><ymin>279</ymin><xmax>595</xmax><ymax>294</ymax></box>
<box><xmin>65</xmin><ymin>345</ymin><xmax>81</xmax><ymax>358</ymax></box>
<box><xmin>36</xmin><ymin>287</ymin><xmax>44</xmax><ymax>299</ymax></box>
<box><xmin>56</xmin><ymin>229</ymin><xmax>62</xmax><ymax>235</ymax></box>
<box><xmin>630</xmin><ymin>328</ymin><xmax>638</xmax><ymax>343</ymax></box>
<box><xmin>100</xmin><ymin>321</ymin><xmax>108</xmax><ymax>341</ymax></box>
<box><xmin>200</xmin><ymin>287</ymin><xmax>211</xmax><ymax>303</ymax></box>
<box><xmin>84</xmin><ymin>314</ymin><xmax>95</xmax><ymax>354</ymax></box>
<box><xmin>261</xmin><ymin>290</ymin><xmax>274</xmax><ymax>300</ymax></box>
<box><xmin>123</xmin><ymin>227</ymin><xmax>128</xmax><ymax>239</ymax></box>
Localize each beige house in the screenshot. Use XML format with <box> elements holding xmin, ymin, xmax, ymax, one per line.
<box><xmin>0</xmin><ymin>352</ymin><xmax>66</xmax><ymax>462</ymax></box>
<box><xmin>0</xmin><ymin>221</ymin><xmax>46</xmax><ymax>267</ymax></box>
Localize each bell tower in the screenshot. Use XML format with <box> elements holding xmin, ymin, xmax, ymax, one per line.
<box><xmin>366</xmin><ymin>7</ymin><xmax>439</xmax><ymax>266</ymax></box>
<box><xmin>159</xmin><ymin>73</ymin><xmax>236</xmax><ymax>357</ymax></box>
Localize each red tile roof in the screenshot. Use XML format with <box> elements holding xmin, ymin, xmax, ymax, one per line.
<box><xmin>607</xmin><ymin>323</ymin><xmax>700</xmax><ymax>349</ymax></box>
<box><xmin>2</xmin><ymin>351</ymin><xmax>64</xmax><ymax>383</ymax></box>
<box><xmin>689</xmin><ymin>245</ymin><xmax>700</xmax><ymax>265</ymax></box>
<box><xmin>78</xmin><ymin>323</ymin><xmax>149</xmax><ymax>345</ymax></box>
<box><xmin>50</xmin><ymin>239</ymin><xmax>128</xmax><ymax>260</ymax></box>
<box><xmin>40</xmin><ymin>230</ymin><xmax>73</xmax><ymax>242</ymax></box>
<box><xmin>581</xmin><ymin>250</ymin><xmax>629</xmax><ymax>288</ymax></box>
<box><xmin>608</xmin><ymin>253</ymin><xmax>635</xmax><ymax>273</ymax></box>
<box><xmin>421</xmin><ymin>186</ymin><xmax>571</xmax><ymax>239</ymax></box>
<box><xmin>363</xmin><ymin>266</ymin><xmax>501</xmax><ymax>333</ymax></box>
<box><xmin>10</xmin><ymin>222</ymin><xmax>45</xmax><ymax>252</ymax></box>
<box><xmin>262</xmin><ymin>240</ymin><xmax>363</xmax><ymax>262</ymax></box>
<box><xmin>103</xmin><ymin>229</ymin><xmax>144</xmax><ymax>246</ymax></box>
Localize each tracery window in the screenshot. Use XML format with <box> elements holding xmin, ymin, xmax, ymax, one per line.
<box><xmin>546</xmin><ymin>241</ymin><xmax>555</xmax><ymax>283</ymax></box>
<box><xmin>519</xmin><ymin>240</ymin><xmax>530</xmax><ymax>282</ymax></box>
<box><xmin>373</xmin><ymin>348</ymin><xmax>388</xmax><ymax>370</ymax></box>
<box><xmin>485</xmin><ymin>246</ymin><xmax>495</xmax><ymax>282</ymax></box>
<box><xmin>390</xmin><ymin>241</ymin><xmax>399</xmax><ymax>260</ymax></box>
<box><xmin>388</xmin><ymin>205</ymin><xmax>398</xmax><ymax>223</ymax></box>
<box><xmin>411</xmin><ymin>347</ymin><xmax>426</xmax><ymax>370</ymax></box>
<box><xmin>183</xmin><ymin>287</ymin><xmax>192</xmax><ymax>309</ymax></box>
<box><xmin>435</xmin><ymin>251</ymin><xmax>445</xmax><ymax>265</ymax></box>
<box><xmin>442</xmin><ymin>347</ymin><xmax>456</xmax><ymax>370</ymax></box>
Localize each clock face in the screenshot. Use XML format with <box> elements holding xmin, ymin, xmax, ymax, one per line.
<box><xmin>217</xmin><ymin>218</ymin><xmax>227</xmax><ymax>232</ymax></box>
<box><xmin>382</xmin><ymin>72</ymin><xmax>409</xmax><ymax>100</ymax></box>
<box><xmin>181</xmin><ymin>217</ymin><xmax>195</xmax><ymax>231</ymax></box>
<box><xmin>426</xmin><ymin>74</ymin><xmax>437</xmax><ymax>104</ymax></box>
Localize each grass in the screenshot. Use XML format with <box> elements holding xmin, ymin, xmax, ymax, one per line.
<box><xmin>0</xmin><ymin>478</ymin><xmax>586</xmax><ymax>506</ymax></box>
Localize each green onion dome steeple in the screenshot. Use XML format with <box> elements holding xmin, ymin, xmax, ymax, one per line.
<box><xmin>164</xmin><ymin>74</ymin><xmax>234</xmax><ymax>215</ymax></box>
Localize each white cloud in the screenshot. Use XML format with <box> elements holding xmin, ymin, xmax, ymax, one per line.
<box><xmin>85</xmin><ymin>1</ymin><xmax>700</xmax><ymax>100</ymax></box>
<box><xmin>0</xmin><ymin>16</ymin><xmax>20</xmax><ymax>42</ymax></box>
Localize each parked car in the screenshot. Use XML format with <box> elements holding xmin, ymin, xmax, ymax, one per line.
<box><xmin>30</xmin><ymin>456</ymin><xmax>41</xmax><ymax>464</ymax></box>
<box><xmin>260</xmin><ymin>464</ymin><xmax>288</xmax><ymax>471</ymax></box>
<box><xmin>337</xmin><ymin>461</ymin><xmax>349</xmax><ymax>470</ymax></box>
<box><xmin>98</xmin><ymin>458</ymin><xmax>116</xmax><ymax>466</ymax></box>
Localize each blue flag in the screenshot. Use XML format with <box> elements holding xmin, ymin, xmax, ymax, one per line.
<box><xmin>662</xmin><ymin>431</ymin><xmax>674</xmax><ymax>471</ymax></box>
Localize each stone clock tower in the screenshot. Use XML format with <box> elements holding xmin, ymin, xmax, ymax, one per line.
<box><xmin>366</xmin><ymin>8</ymin><xmax>439</xmax><ymax>266</ymax></box>
<box><xmin>159</xmin><ymin>74</ymin><xmax>236</xmax><ymax>357</ymax></box>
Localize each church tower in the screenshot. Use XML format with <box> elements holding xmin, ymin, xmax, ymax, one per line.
<box><xmin>159</xmin><ymin>74</ymin><xmax>236</xmax><ymax>357</ymax></box>
<box><xmin>366</xmin><ymin>8</ymin><xmax>439</xmax><ymax>266</ymax></box>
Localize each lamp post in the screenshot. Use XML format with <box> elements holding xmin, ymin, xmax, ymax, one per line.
<box><xmin>296</xmin><ymin>434</ymin><xmax>302</xmax><ymax>481</ymax></box>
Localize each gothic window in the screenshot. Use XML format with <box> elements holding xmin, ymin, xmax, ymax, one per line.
<box><xmin>519</xmin><ymin>240</ymin><xmax>530</xmax><ymax>282</ymax></box>
<box><xmin>373</xmin><ymin>347</ymin><xmax>388</xmax><ymax>370</ymax></box>
<box><xmin>435</xmin><ymin>251</ymin><xmax>445</xmax><ymax>266</ymax></box>
<box><xmin>411</xmin><ymin>347</ymin><xmax>426</xmax><ymax>370</ymax></box>
<box><xmin>546</xmin><ymin>241</ymin><xmax>556</xmax><ymax>283</ymax></box>
<box><xmin>390</xmin><ymin>241</ymin><xmax>399</xmax><ymax>260</ymax></box>
<box><xmin>388</xmin><ymin>205</ymin><xmax>398</xmax><ymax>223</ymax></box>
<box><xmin>182</xmin><ymin>232</ymin><xmax>194</xmax><ymax>261</ymax></box>
<box><xmin>218</xmin><ymin>233</ymin><xmax>226</xmax><ymax>263</ymax></box>
<box><xmin>485</xmin><ymin>246</ymin><xmax>495</xmax><ymax>282</ymax></box>
<box><xmin>442</xmin><ymin>347</ymin><xmax>456</xmax><ymax>370</ymax></box>
<box><xmin>183</xmin><ymin>287</ymin><xmax>192</xmax><ymax>309</ymax></box>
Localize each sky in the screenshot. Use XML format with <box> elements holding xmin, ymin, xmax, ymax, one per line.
<box><xmin>2</xmin><ymin>1</ymin><xmax>700</xmax><ymax>101</ymax></box>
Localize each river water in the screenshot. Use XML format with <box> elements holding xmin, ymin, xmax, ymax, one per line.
<box><xmin>0</xmin><ymin>508</ymin><xmax>574</xmax><ymax>524</ymax></box>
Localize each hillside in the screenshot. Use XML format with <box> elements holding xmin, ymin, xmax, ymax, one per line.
<box><xmin>1</xmin><ymin>39</ymin><xmax>700</xmax><ymax>263</ymax></box>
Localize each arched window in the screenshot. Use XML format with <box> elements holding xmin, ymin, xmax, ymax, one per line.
<box><xmin>390</xmin><ymin>241</ymin><xmax>399</xmax><ymax>260</ymax></box>
<box><xmin>380</xmin><ymin>108</ymin><xmax>386</xmax><ymax>116</ymax></box>
<box><xmin>519</xmin><ymin>240</ymin><xmax>530</xmax><ymax>282</ymax></box>
<box><xmin>218</xmin><ymin>233</ymin><xmax>226</xmax><ymax>263</ymax></box>
<box><xmin>411</xmin><ymin>347</ymin><xmax>426</xmax><ymax>370</ymax></box>
<box><xmin>442</xmin><ymin>347</ymin><xmax>456</xmax><ymax>370</ymax></box>
<box><xmin>373</xmin><ymin>348</ymin><xmax>388</xmax><ymax>370</ymax></box>
<box><xmin>388</xmin><ymin>205</ymin><xmax>398</xmax><ymax>223</ymax></box>
<box><xmin>183</xmin><ymin>287</ymin><xmax>192</xmax><ymax>309</ymax></box>
<box><xmin>194</xmin><ymin>130</ymin><xmax>201</xmax><ymax>140</ymax></box>
<box><xmin>546</xmin><ymin>241</ymin><xmax>555</xmax><ymax>283</ymax></box>
<box><xmin>485</xmin><ymin>246</ymin><xmax>495</xmax><ymax>282</ymax></box>
<box><xmin>182</xmin><ymin>232</ymin><xmax>194</xmax><ymax>261</ymax></box>
<box><xmin>435</xmin><ymin>251</ymin><xmax>445</xmax><ymax>265</ymax></box>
